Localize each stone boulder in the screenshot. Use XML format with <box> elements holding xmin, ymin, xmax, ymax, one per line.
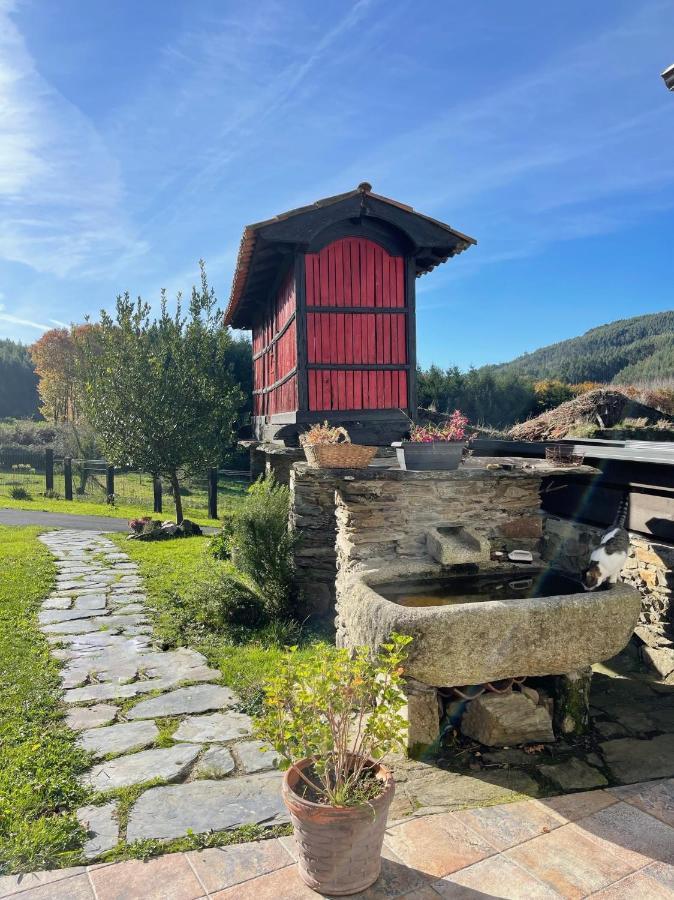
<box><xmin>461</xmin><ymin>692</ymin><xmax>555</xmax><ymax>747</ymax></box>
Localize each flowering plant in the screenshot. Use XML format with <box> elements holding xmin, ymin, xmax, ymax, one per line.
<box><xmin>254</xmin><ymin>633</ymin><xmax>412</xmax><ymax>806</ymax></box>
<box><xmin>409</xmin><ymin>410</ymin><xmax>468</xmax><ymax>443</ymax></box>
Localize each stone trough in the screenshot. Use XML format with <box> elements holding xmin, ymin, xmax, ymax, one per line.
<box><xmin>337</xmin><ymin>560</ymin><xmax>641</xmax><ymax>688</ymax></box>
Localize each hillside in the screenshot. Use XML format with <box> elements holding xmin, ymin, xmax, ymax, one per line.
<box><xmin>0</xmin><ymin>339</ymin><xmax>39</xmax><ymax>418</ymax></box>
<box><xmin>490</xmin><ymin>311</ymin><xmax>674</xmax><ymax>384</ymax></box>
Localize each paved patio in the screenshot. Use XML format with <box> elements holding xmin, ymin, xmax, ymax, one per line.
<box><xmin>1</xmin><ymin>779</ymin><xmax>672</xmax><ymax>899</ymax></box>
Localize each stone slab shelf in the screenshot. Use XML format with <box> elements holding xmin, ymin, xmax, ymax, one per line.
<box><xmin>426</xmin><ymin>525</ymin><xmax>491</xmax><ymax>566</ymax></box>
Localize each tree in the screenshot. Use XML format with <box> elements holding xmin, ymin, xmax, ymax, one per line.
<box><xmin>0</xmin><ymin>339</ymin><xmax>39</xmax><ymax>418</ymax></box>
<box><xmin>79</xmin><ymin>262</ymin><xmax>244</xmax><ymax>523</ymax></box>
<box><xmin>30</xmin><ymin>326</ymin><xmax>93</xmax><ymax>423</ymax></box>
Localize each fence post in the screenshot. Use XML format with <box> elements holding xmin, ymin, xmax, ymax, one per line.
<box><xmin>45</xmin><ymin>449</ymin><xmax>54</xmax><ymax>492</ymax></box>
<box><xmin>153</xmin><ymin>477</ymin><xmax>163</xmax><ymax>515</ymax></box>
<box><xmin>106</xmin><ymin>465</ymin><xmax>115</xmax><ymax>498</ymax></box>
<box><xmin>64</xmin><ymin>457</ymin><xmax>73</xmax><ymax>500</ymax></box>
<box><xmin>208</xmin><ymin>467</ymin><xmax>218</xmax><ymax>520</ymax></box>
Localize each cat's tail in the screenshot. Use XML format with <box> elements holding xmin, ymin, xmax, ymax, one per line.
<box><xmin>614</xmin><ymin>492</ymin><xmax>629</xmax><ymax>528</ymax></box>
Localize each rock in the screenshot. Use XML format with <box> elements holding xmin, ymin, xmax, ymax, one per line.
<box><xmin>498</xmin><ymin>516</ymin><xmax>543</xmax><ymax>539</ymax></box>
<box><xmin>82</xmin><ymin>744</ymin><xmax>200</xmax><ymax>791</ymax></box>
<box><xmin>66</xmin><ymin>704</ymin><xmax>118</xmax><ymax>731</ymax></box>
<box><xmin>520</xmin><ymin>686</ymin><xmax>539</xmax><ymax>705</ymax></box>
<box><xmin>126</xmin><ymin>684</ymin><xmax>237</xmax><ymax>720</ymax></box>
<box><xmin>125</xmin><ymin>774</ymin><xmax>286</xmax><ymax>841</ymax></box>
<box><xmin>641</xmin><ymin>646</ymin><xmax>674</xmax><ymax>679</ymax></box>
<box><xmin>76</xmin><ymin>802</ymin><xmax>118</xmax><ymax>859</ymax></box>
<box><xmin>461</xmin><ymin>693</ymin><xmax>555</xmax><ymax>747</ymax></box>
<box><xmin>181</xmin><ymin>519</ymin><xmax>202</xmax><ymax>536</ymax></box>
<box><xmin>538</xmin><ymin>757</ymin><xmax>608</xmax><ymax>791</ymax></box>
<box><xmin>402</xmin><ymin>679</ymin><xmax>440</xmax><ymax>757</ymax></box>
<box><xmin>77</xmin><ymin>721</ymin><xmax>159</xmax><ymax>758</ymax></box>
<box><xmin>74</xmin><ymin>595</ymin><xmax>108</xmax><ymax>610</ymax></box>
<box><xmin>233</xmin><ymin>741</ymin><xmax>281</xmax><ymax>773</ymax></box>
<box><xmin>41</xmin><ymin>619</ymin><xmax>101</xmax><ymax>635</ymax></box>
<box><xmin>193</xmin><ymin>747</ymin><xmax>236</xmax><ymax>778</ymax></box>
<box><xmin>550</xmin><ymin>668</ymin><xmax>592</xmax><ymax>736</ymax></box>
<box><xmin>594</xmin><ymin>720</ymin><xmax>627</xmax><ymax>740</ymax></box>
<box><xmin>173</xmin><ymin>712</ymin><xmax>252</xmax><ymax>743</ymax></box>
<box><xmin>481</xmin><ymin>748</ymin><xmax>538</xmax><ymax>766</ymax></box>
<box><xmin>42</xmin><ymin>597</ymin><xmax>72</xmax><ymax>609</ymax></box>
<box><xmin>64</xmin><ymin>682</ymin><xmax>141</xmax><ymax>704</ymax></box>
<box><xmin>600</xmin><ymin>734</ymin><xmax>674</xmax><ymax>784</ymax></box>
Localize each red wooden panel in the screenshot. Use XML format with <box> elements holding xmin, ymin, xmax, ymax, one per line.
<box><xmin>343</xmin><ymin>242</ymin><xmax>352</xmax><ymax>307</ymax></box>
<box><xmin>336</xmin><ymin>371</ymin><xmax>346</xmax><ymax>410</ymax></box>
<box><xmin>334</xmin><ymin>241</ymin><xmax>343</xmax><ymax>306</ymax></box>
<box><xmin>384</xmin><ymin>370</ymin><xmax>392</xmax><ymax>407</ymax></box>
<box><xmin>320</xmin><ymin>249</ymin><xmax>328</xmax><ymax>307</ymax></box>
<box><xmin>382</xmin><ymin>314</ymin><xmax>391</xmax><ymax>364</ymax></box>
<box><xmin>307</xmin><ymin>313</ymin><xmax>315</xmax><ymax>364</ymax></box>
<box><xmin>352</xmin><ymin>314</ymin><xmax>361</xmax><ymax>365</ymax></box>
<box><xmin>367</xmin><ymin>313</ymin><xmax>376</xmax><ymax>364</ymax></box>
<box><xmin>350</xmin><ymin>241</ymin><xmax>359</xmax><ymax>308</ymax></box>
<box><xmin>383</xmin><ymin>251</ymin><xmax>390</xmax><ymax>308</ymax></box>
<box><xmin>345</xmin><ymin>314</ymin><xmax>353</xmax><ymax>365</ymax></box>
<box><xmin>399</xmin><ymin>370</ymin><xmax>408</xmax><ymax>406</ymax></box>
<box><xmin>321</xmin><ymin>314</ymin><xmax>330</xmax><ymax>364</ymax></box>
<box><xmin>322</xmin><ymin>370</ymin><xmax>331</xmax><ymax>409</ymax></box>
<box><xmin>337</xmin><ymin>313</ymin><xmax>345</xmax><ymax>364</ymax></box>
<box><xmin>353</xmin><ymin>370</ymin><xmax>362</xmax><ymax>409</ymax></box>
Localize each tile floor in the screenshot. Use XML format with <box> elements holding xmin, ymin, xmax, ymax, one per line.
<box><xmin>1</xmin><ymin>779</ymin><xmax>672</xmax><ymax>899</ymax></box>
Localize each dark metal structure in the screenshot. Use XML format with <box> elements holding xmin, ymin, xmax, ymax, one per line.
<box><xmin>225</xmin><ymin>183</ymin><xmax>476</xmax><ymax>443</ymax></box>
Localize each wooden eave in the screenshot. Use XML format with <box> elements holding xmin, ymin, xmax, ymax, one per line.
<box><xmin>225</xmin><ymin>187</ymin><xmax>476</xmax><ymax>328</ymax></box>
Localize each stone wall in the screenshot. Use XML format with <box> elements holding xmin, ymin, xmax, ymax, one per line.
<box><xmin>289</xmin><ymin>459</ymin><xmax>557</xmax><ymax>616</ymax></box>
<box><xmin>333</xmin><ymin>463</ymin><xmax>544</xmax><ymax>578</ymax></box>
<box><xmin>543</xmin><ymin>516</ymin><xmax>674</xmax><ymax>659</ymax></box>
<box><xmin>289</xmin><ymin>465</ymin><xmax>339</xmax><ymax>616</ymax></box>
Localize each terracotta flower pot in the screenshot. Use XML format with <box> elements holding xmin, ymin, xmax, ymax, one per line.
<box><xmin>282</xmin><ymin>757</ymin><xmax>395</xmax><ymax>896</ymax></box>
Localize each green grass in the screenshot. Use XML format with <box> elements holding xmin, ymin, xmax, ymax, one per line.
<box><xmin>110</xmin><ymin>533</ymin><xmax>332</xmax><ymax>714</ymax></box>
<box><xmin>0</xmin><ymin>526</ymin><xmax>91</xmax><ymax>874</ymax></box>
<box><xmin>0</xmin><ymin>473</ymin><xmax>248</xmax><ymax>527</ymax></box>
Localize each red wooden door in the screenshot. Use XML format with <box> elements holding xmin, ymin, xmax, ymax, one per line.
<box><xmin>304</xmin><ymin>238</ymin><xmax>408</xmax><ymax>411</ymax></box>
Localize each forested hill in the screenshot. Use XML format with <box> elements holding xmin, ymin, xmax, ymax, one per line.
<box><xmin>490</xmin><ymin>311</ymin><xmax>674</xmax><ymax>384</ymax></box>
<box><xmin>0</xmin><ymin>339</ymin><xmax>39</xmax><ymax>418</ymax></box>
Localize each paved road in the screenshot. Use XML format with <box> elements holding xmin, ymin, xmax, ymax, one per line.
<box><xmin>0</xmin><ymin>508</ymin><xmax>130</xmax><ymax>531</ymax></box>
<box><xmin>0</xmin><ymin>507</ymin><xmax>217</xmax><ymax>533</ymax></box>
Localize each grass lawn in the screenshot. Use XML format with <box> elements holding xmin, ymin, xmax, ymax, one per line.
<box><xmin>111</xmin><ymin>533</ymin><xmax>332</xmax><ymax>713</ymax></box>
<box><xmin>0</xmin><ymin>494</ymin><xmax>219</xmax><ymax>527</ymax></box>
<box><xmin>0</xmin><ymin>526</ymin><xmax>90</xmax><ymax>874</ymax></box>
<box><xmin>0</xmin><ymin>474</ymin><xmax>248</xmax><ymax>527</ymax></box>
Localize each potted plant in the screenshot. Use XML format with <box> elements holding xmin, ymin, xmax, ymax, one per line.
<box><xmin>255</xmin><ymin>633</ymin><xmax>411</xmax><ymax>896</ymax></box>
<box><xmin>397</xmin><ymin>410</ymin><xmax>469</xmax><ymax>471</ymax></box>
<box><xmin>300</xmin><ymin>421</ymin><xmax>377</xmax><ymax>469</ymax></box>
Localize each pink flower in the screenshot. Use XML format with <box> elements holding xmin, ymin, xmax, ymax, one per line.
<box><xmin>409</xmin><ymin>410</ymin><xmax>468</xmax><ymax>443</ymax></box>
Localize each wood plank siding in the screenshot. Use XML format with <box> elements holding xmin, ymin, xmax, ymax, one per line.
<box><xmin>304</xmin><ymin>237</ymin><xmax>409</xmax><ymax>412</ymax></box>
<box><xmin>252</xmin><ymin>270</ymin><xmax>298</xmax><ymax>416</ymax></box>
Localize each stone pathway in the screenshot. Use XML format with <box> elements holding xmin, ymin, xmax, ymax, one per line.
<box><xmin>2</xmin><ymin>778</ymin><xmax>673</xmax><ymax>898</ymax></box>
<box><xmin>38</xmin><ymin>530</ymin><xmax>284</xmax><ymax>859</ymax></box>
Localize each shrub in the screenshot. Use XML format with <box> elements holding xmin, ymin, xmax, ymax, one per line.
<box><xmin>184</xmin><ymin>568</ymin><xmax>267</xmax><ymax>631</ymax></box>
<box><xmin>255</xmin><ymin>633</ymin><xmax>412</xmax><ymax>806</ymax></box>
<box><xmin>213</xmin><ymin>475</ymin><xmax>299</xmax><ymax>620</ymax></box>
<box><xmin>10</xmin><ymin>486</ymin><xmax>32</xmax><ymax>500</ymax></box>
<box><xmin>43</xmin><ymin>489</ymin><xmax>61</xmax><ymax>499</ymax></box>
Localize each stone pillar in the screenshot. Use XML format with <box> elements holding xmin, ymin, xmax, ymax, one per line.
<box><xmin>402</xmin><ymin>678</ymin><xmax>441</xmax><ymax>759</ymax></box>
<box><xmin>551</xmin><ymin>667</ymin><xmax>592</xmax><ymax>736</ymax></box>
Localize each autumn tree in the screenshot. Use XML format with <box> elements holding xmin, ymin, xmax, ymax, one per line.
<box><xmin>79</xmin><ymin>262</ymin><xmax>244</xmax><ymax>523</ymax></box>
<box><xmin>30</xmin><ymin>326</ymin><xmax>94</xmax><ymax>423</ymax></box>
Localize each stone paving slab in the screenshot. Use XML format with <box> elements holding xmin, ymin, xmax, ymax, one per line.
<box><xmin>4</xmin><ymin>781</ymin><xmax>673</xmax><ymax>899</ymax></box>
<box><xmin>125</xmin><ymin>774</ymin><xmax>287</xmax><ymax>841</ymax></box>
<box><xmin>82</xmin><ymin>743</ymin><xmax>202</xmax><ymax>792</ymax></box>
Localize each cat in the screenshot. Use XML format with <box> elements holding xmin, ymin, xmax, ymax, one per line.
<box><xmin>582</xmin><ymin>494</ymin><xmax>630</xmax><ymax>590</ymax></box>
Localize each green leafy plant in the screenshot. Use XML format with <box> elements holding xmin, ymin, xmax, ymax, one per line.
<box><xmin>10</xmin><ymin>486</ymin><xmax>32</xmax><ymax>501</ymax></box>
<box><xmin>212</xmin><ymin>475</ymin><xmax>299</xmax><ymax>619</ymax></box>
<box><xmin>183</xmin><ymin>567</ymin><xmax>267</xmax><ymax>631</ymax></box>
<box><xmin>254</xmin><ymin>633</ymin><xmax>411</xmax><ymax>807</ymax></box>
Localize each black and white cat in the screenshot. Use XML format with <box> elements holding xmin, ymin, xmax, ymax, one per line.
<box><xmin>582</xmin><ymin>494</ymin><xmax>630</xmax><ymax>590</ymax></box>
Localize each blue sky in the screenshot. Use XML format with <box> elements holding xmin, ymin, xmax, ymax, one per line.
<box><xmin>1</xmin><ymin>0</ymin><xmax>673</xmax><ymax>369</ymax></box>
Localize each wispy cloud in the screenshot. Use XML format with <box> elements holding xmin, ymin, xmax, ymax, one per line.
<box><xmin>0</xmin><ymin>0</ymin><xmax>145</xmax><ymax>277</ymax></box>
<box><xmin>0</xmin><ymin>312</ymin><xmax>49</xmax><ymax>331</ymax></box>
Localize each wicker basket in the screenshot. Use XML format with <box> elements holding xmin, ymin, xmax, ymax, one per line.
<box><xmin>301</xmin><ymin>428</ymin><xmax>377</xmax><ymax>469</ymax></box>
<box><xmin>545</xmin><ymin>444</ymin><xmax>585</xmax><ymax>467</ymax></box>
